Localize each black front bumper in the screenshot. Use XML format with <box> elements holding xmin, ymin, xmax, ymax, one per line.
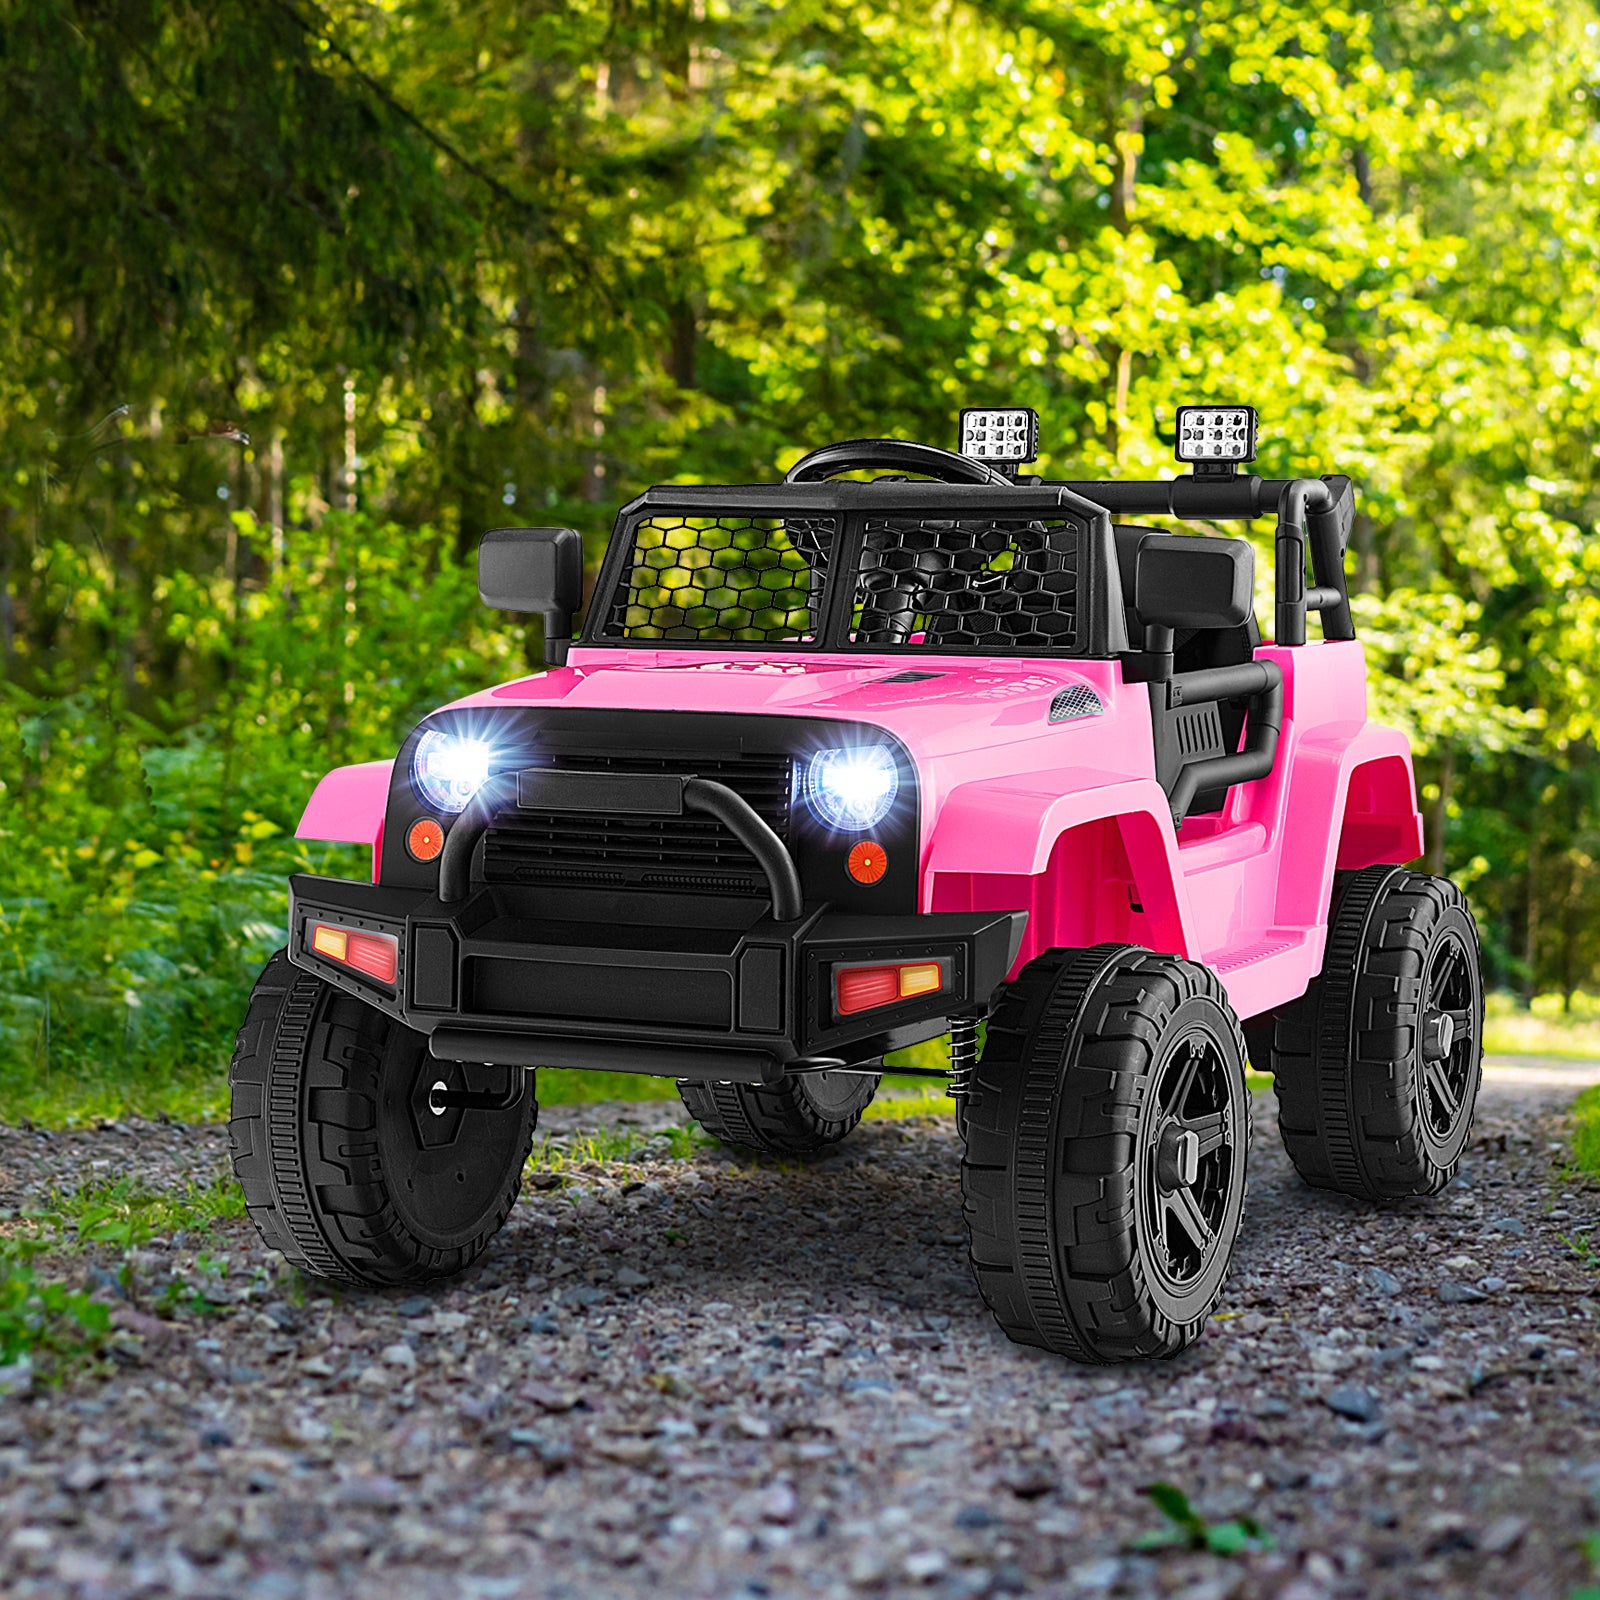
<box><xmin>287</xmin><ymin>874</ymin><xmax>1025</xmax><ymax>1083</ymax></box>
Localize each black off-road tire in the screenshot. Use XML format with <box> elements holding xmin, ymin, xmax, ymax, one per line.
<box><xmin>1250</xmin><ymin>866</ymin><xmax>1484</xmax><ymax>1201</ymax></box>
<box><xmin>677</xmin><ymin>1070</ymin><xmax>878</xmax><ymax>1156</ymax></box>
<box><xmin>961</xmin><ymin>944</ymin><xmax>1251</xmax><ymax>1364</ymax></box>
<box><xmin>228</xmin><ymin>951</ymin><xmax>537</xmax><ymax>1286</ymax></box>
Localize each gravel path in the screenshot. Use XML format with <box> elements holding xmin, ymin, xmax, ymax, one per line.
<box><xmin>0</xmin><ymin>1061</ymin><xmax>1597</xmax><ymax>1600</ymax></box>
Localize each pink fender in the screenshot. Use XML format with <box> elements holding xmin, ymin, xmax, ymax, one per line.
<box><xmin>924</xmin><ymin>642</ymin><xmax>1426</xmax><ymax>1018</ymax></box>
<box><xmin>925</xmin><ymin>776</ymin><xmax>1196</xmax><ymax>967</ymax></box>
<box><xmin>296</xmin><ymin>760</ymin><xmax>395</xmax><ymax>881</ymax></box>
<box><xmin>1273</xmin><ymin>727</ymin><xmax>1423</xmax><ymax>927</ymax></box>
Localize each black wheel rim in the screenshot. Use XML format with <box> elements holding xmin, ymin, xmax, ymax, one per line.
<box><xmin>1417</xmin><ymin>927</ymin><xmax>1478</xmax><ymax>1156</ymax></box>
<box><xmin>1138</xmin><ymin>1027</ymin><xmax>1239</xmax><ymax>1298</ymax></box>
<box><xmin>799</xmin><ymin>1069</ymin><xmax>876</xmax><ymax>1119</ymax></box>
<box><xmin>382</xmin><ymin>1051</ymin><xmax>531</xmax><ymax>1248</ymax></box>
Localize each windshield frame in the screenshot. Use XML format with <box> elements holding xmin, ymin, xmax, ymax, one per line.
<box><xmin>582</xmin><ymin>480</ymin><xmax>1127</xmax><ymax>660</ymax></box>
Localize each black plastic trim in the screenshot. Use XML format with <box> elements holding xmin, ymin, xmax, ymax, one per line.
<box><xmin>286</xmin><ymin>872</ymin><xmax>1024</xmax><ymax>1077</ymax></box>
<box><xmin>384</xmin><ymin>710</ymin><xmax>920</xmax><ymax>918</ymax></box>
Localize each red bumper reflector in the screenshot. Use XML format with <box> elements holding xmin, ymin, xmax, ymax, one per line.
<box><xmin>309</xmin><ymin>923</ymin><xmax>398</xmax><ymax>986</ymax></box>
<box><xmin>834</xmin><ymin>959</ymin><xmax>947</xmax><ymax>1016</ymax></box>
<box><xmin>836</xmin><ymin>965</ymin><xmax>901</xmax><ymax>1015</ymax></box>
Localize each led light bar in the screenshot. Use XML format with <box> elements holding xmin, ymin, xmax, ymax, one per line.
<box><xmin>959</xmin><ymin>407</ymin><xmax>1038</xmax><ymax>465</ymax></box>
<box><xmin>1174</xmin><ymin>405</ymin><xmax>1257</xmax><ymax>467</ymax></box>
<box><xmin>834</xmin><ymin>958</ymin><xmax>946</xmax><ymax>1017</ymax></box>
<box><xmin>309</xmin><ymin>922</ymin><xmax>398</xmax><ymax>987</ymax></box>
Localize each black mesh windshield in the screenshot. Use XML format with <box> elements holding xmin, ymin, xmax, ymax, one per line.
<box><xmin>592</xmin><ymin>489</ymin><xmax>1095</xmax><ymax>655</ymax></box>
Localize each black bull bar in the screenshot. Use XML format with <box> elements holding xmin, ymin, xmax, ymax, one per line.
<box><xmin>287</xmin><ymin>771</ymin><xmax>1025</xmax><ymax>1084</ymax></box>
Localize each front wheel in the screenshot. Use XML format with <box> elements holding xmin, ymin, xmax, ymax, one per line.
<box><xmin>228</xmin><ymin>951</ymin><xmax>536</xmax><ymax>1286</ymax></box>
<box><xmin>961</xmin><ymin>945</ymin><xmax>1250</xmax><ymax>1364</ymax></box>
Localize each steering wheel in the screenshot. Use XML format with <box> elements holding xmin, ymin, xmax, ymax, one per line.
<box><xmin>784</xmin><ymin>438</ymin><xmax>1016</xmax><ymax>487</ymax></box>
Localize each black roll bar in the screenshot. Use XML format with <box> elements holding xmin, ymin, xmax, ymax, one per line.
<box><xmin>1058</xmin><ymin>474</ymin><xmax>1356</xmax><ymax>647</ymax></box>
<box><xmin>1163</xmin><ymin>660</ymin><xmax>1285</xmax><ymax>828</ymax></box>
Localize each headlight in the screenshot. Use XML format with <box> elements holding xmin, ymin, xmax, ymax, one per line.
<box><xmin>412</xmin><ymin>730</ymin><xmax>495</xmax><ymax>815</ymax></box>
<box><xmin>803</xmin><ymin>746</ymin><xmax>899</xmax><ymax>832</ymax></box>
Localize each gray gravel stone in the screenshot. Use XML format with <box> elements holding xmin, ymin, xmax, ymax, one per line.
<box><xmin>0</xmin><ymin>1092</ymin><xmax>1594</xmax><ymax>1600</ymax></box>
<box><xmin>1323</xmin><ymin>1384</ymin><xmax>1381</xmax><ymax>1423</ymax></box>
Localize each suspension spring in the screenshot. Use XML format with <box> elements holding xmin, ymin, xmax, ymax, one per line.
<box><xmin>945</xmin><ymin>1015</ymin><xmax>980</xmax><ymax>1101</ymax></box>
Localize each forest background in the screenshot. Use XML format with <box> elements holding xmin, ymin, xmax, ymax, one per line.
<box><xmin>3</xmin><ymin>0</ymin><xmax>1600</xmax><ymax>1121</ymax></box>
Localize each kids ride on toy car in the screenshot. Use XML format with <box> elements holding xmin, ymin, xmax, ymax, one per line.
<box><xmin>229</xmin><ymin>404</ymin><xmax>1483</xmax><ymax>1364</ymax></box>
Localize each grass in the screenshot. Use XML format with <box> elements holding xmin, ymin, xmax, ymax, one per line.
<box><xmin>1132</xmin><ymin>1483</ymin><xmax>1273</xmax><ymax>1556</ymax></box>
<box><xmin>1484</xmin><ymin>991</ymin><xmax>1600</xmax><ymax>1059</ymax></box>
<box><xmin>6</xmin><ymin>987</ymin><xmax>1597</xmax><ymax>1135</ymax></box>
<box><xmin>0</xmin><ymin>1258</ymin><xmax>112</xmax><ymax>1371</ymax></box>
<box><xmin>0</xmin><ymin>1174</ymin><xmax>246</xmax><ymax>1378</ymax></box>
<box><xmin>525</xmin><ymin>1123</ymin><xmax>715</xmax><ymax>1175</ymax></box>
<box><xmin>0</xmin><ymin>1174</ymin><xmax>246</xmax><ymax>1259</ymax></box>
<box><xmin>1570</xmin><ymin>1085</ymin><xmax>1600</xmax><ymax>1182</ymax></box>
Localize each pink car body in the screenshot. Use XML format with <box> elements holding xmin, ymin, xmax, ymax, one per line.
<box><xmin>258</xmin><ymin>422</ymin><xmax>1471</xmax><ymax>1365</ymax></box>
<box><xmin>298</xmin><ymin>636</ymin><xmax>1420</xmax><ymax>1028</ymax></box>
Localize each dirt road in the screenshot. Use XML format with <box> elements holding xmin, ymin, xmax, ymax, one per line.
<box><xmin>0</xmin><ymin>1059</ymin><xmax>1597</xmax><ymax>1600</ymax></box>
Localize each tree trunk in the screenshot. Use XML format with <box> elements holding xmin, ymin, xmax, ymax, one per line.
<box><xmin>0</xmin><ymin>503</ymin><xmax>14</xmax><ymax>669</ymax></box>
<box><xmin>669</xmin><ymin>302</ymin><xmax>697</xmax><ymax>390</ymax></box>
<box><xmin>1425</xmin><ymin>748</ymin><xmax>1454</xmax><ymax>877</ymax></box>
<box><xmin>1102</xmin><ymin>88</ymin><xmax>1144</xmax><ymax>463</ymax></box>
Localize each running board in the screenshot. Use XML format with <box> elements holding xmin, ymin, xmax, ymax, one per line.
<box><xmin>1200</xmin><ymin>929</ymin><xmax>1323</xmax><ymax>1023</ymax></box>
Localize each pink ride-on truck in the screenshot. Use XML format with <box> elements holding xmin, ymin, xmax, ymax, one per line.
<box><xmin>229</xmin><ymin>405</ymin><xmax>1484</xmax><ymax>1364</ymax></box>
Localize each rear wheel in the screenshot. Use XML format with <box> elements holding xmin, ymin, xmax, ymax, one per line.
<box><xmin>677</xmin><ymin>1070</ymin><xmax>878</xmax><ymax>1155</ymax></box>
<box><xmin>961</xmin><ymin>945</ymin><xmax>1250</xmax><ymax>1364</ymax></box>
<box><xmin>229</xmin><ymin>951</ymin><xmax>536</xmax><ymax>1286</ymax></box>
<box><xmin>1251</xmin><ymin>866</ymin><xmax>1484</xmax><ymax>1200</ymax></box>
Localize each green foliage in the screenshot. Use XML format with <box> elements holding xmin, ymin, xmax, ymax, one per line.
<box><xmin>3</xmin><ymin>0</ymin><xmax>1600</xmax><ymax>1122</ymax></box>
<box><xmin>1577</xmin><ymin>1532</ymin><xmax>1600</xmax><ymax>1600</ymax></box>
<box><xmin>0</xmin><ymin>1255</ymin><xmax>111</xmax><ymax>1369</ymax></box>
<box><xmin>526</xmin><ymin>1122</ymin><xmax>715</xmax><ymax>1176</ymax></box>
<box><xmin>0</xmin><ymin>512</ymin><xmax>520</xmax><ymax>1118</ymax></box>
<box><xmin>1134</xmin><ymin>1482</ymin><xmax>1274</xmax><ymax>1556</ymax></box>
<box><xmin>10</xmin><ymin>1175</ymin><xmax>246</xmax><ymax>1256</ymax></box>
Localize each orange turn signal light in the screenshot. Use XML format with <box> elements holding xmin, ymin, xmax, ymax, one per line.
<box><xmin>407</xmin><ymin>817</ymin><xmax>445</xmax><ymax>862</ymax></box>
<box><xmin>846</xmin><ymin>840</ymin><xmax>888</xmax><ymax>885</ymax></box>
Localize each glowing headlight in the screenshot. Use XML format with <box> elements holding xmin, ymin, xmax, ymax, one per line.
<box><xmin>412</xmin><ymin>730</ymin><xmax>495</xmax><ymax>815</ymax></box>
<box><xmin>803</xmin><ymin>746</ymin><xmax>899</xmax><ymax>832</ymax></box>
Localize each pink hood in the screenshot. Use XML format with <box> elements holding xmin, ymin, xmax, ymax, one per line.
<box><xmin>450</xmin><ymin>646</ymin><xmax>1130</xmax><ymax>762</ymax></box>
<box><xmin>445</xmin><ymin>647</ymin><xmax>1152</xmax><ymax>853</ymax></box>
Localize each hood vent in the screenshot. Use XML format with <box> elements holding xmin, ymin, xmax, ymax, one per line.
<box><xmin>1049</xmin><ymin>686</ymin><xmax>1105</xmax><ymax>723</ymax></box>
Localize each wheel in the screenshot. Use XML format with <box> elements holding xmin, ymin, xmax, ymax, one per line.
<box><xmin>228</xmin><ymin>951</ymin><xmax>537</xmax><ymax>1286</ymax></box>
<box><xmin>676</xmin><ymin>1070</ymin><xmax>878</xmax><ymax>1155</ymax></box>
<box><xmin>961</xmin><ymin>944</ymin><xmax>1250</xmax><ymax>1364</ymax></box>
<box><xmin>1251</xmin><ymin>866</ymin><xmax>1484</xmax><ymax>1200</ymax></box>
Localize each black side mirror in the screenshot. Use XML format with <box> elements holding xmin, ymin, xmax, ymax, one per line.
<box><xmin>1132</xmin><ymin>534</ymin><xmax>1255</xmax><ymax>682</ymax></box>
<box><xmin>479</xmin><ymin>527</ymin><xmax>584</xmax><ymax>665</ymax></box>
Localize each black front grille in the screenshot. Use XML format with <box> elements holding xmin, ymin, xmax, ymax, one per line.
<box><xmin>481</xmin><ymin>751</ymin><xmax>793</xmax><ymax>896</ymax></box>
